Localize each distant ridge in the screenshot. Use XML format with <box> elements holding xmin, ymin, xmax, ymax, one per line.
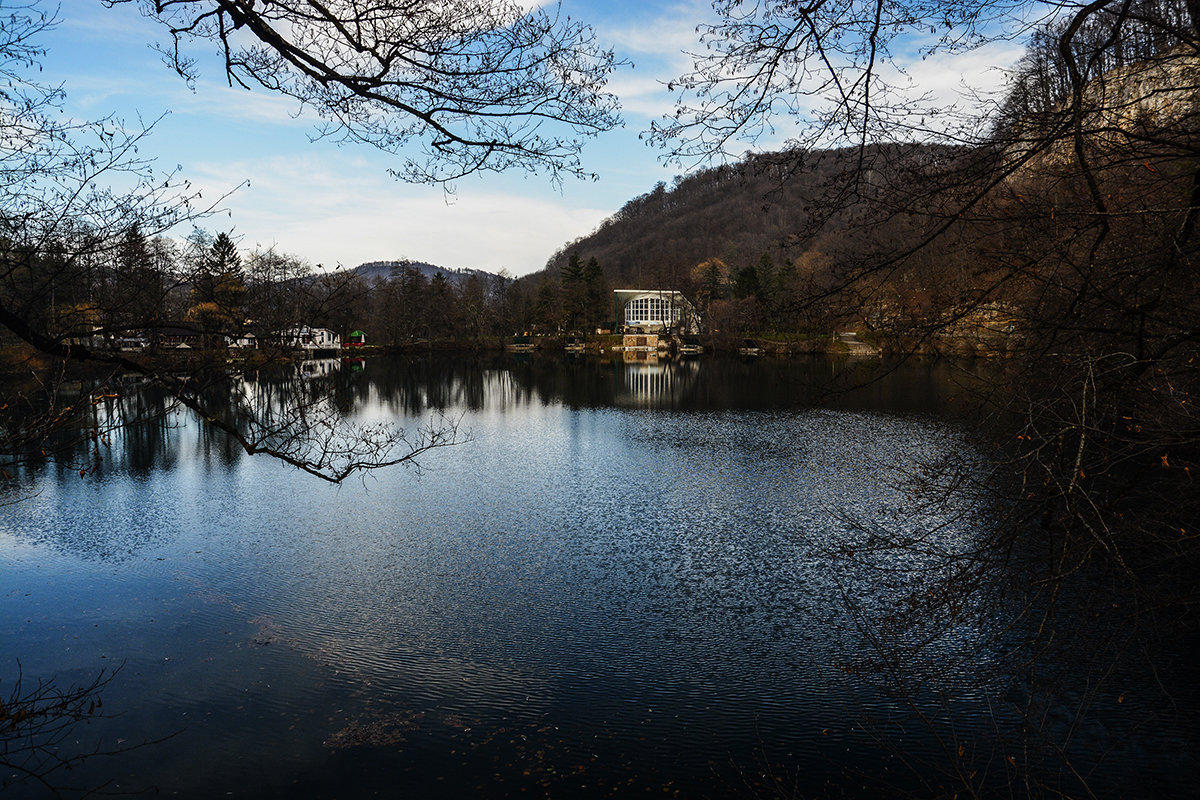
<box><xmin>351</xmin><ymin>260</ymin><xmax>500</xmax><ymax>284</ymax></box>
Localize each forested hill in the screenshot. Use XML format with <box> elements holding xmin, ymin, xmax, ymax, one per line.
<box><xmin>352</xmin><ymin>259</ymin><xmax>497</xmax><ymax>284</ymax></box>
<box><xmin>541</xmin><ymin>148</ymin><xmax>897</xmax><ymax>288</ymax></box>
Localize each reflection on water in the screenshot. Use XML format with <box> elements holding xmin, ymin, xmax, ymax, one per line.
<box><xmin>295</xmin><ymin>357</ymin><xmax>340</xmax><ymax>379</ymax></box>
<box><xmin>620</xmin><ymin>358</ymin><xmax>698</xmax><ymax>407</ymax></box>
<box><xmin>1</xmin><ymin>354</ymin><xmax>1192</xmax><ymax>798</ymax></box>
<box><xmin>7</xmin><ymin>353</ymin><xmax>979</xmax><ymax>481</ymax></box>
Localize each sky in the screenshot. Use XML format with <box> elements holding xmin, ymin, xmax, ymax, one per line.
<box><xmin>39</xmin><ymin>1</ymin><xmax>1026</xmax><ymax>276</ymax></box>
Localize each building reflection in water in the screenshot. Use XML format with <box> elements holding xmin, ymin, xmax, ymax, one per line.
<box><xmin>618</xmin><ymin>355</ymin><xmax>700</xmax><ymax>408</ymax></box>
<box><xmin>3</xmin><ymin>353</ymin><xmax>996</xmax><ymax>485</ymax></box>
<box><xmin>296</xmin><ymin>358</ymin><xmax>341</xmax><ymax>379</ymax></box>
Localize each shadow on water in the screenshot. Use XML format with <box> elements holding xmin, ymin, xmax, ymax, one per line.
<box><xmin>334</xmin><ymin>350</ymin><xmax>999</xmax><ymax>416</ymax></box>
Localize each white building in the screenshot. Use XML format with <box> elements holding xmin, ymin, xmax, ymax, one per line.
<box><xmin>226</xmin><ymin>332</ymin><xmax>258</xmax><ymax>350</ymax></box>
<box><xmin>279</xmin><ymin>327</ymin><xmax>341</xmax><ymax>350</ymax></box>
<box><xmin>613</xmin><ymin>289</ymin><xmax>697</xmax><ymax>333</ymax></box>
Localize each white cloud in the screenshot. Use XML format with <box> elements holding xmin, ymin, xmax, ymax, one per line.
<box><xmin>56</xmin><ymin>2</ymin><xmax>153</xmax><ymax>43</ymax></box>
<box><xmin>170</xmin><ymin>81</ymin><xmax>314</xmax><ymax>127</ymax></box>
<box><xmin>602</xmin><ymin>5</ymin><xmax>708</xmax><ymax>59</ymax></box>
<box><xmin>606</xmin><ymin>71</ymin><xmax>675</xmax><ymax>120</ymax></box>
<box><xmin>592</xmin><ymin>0</ymin><xmax>714</xmax><ymax>120</ymax></box>
<box><xmin>183</xmin><ymin>153</ymin><xmax>610</xmax><ymax>275</ymax></box>
<box><xmin>896</xmin><ymin>41</ymin><xmax>1026</xmax><ymax>109</ymax></box>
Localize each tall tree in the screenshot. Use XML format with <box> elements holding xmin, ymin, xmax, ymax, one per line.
<box><xmin>692</xmin><ymin>257</ymin><xmax>729</xmax><ymax>317</ymax></box>
<box><xmin>245</xmin><ymin>244</ymin><xmax>312</xmax><ymax>343</ymax></box>
<box><xmin>532</xmin><ymin>275</ymin><xmax>559</xmax><ymax>334</ymax></box>
<box><xmin>396</xmin><ymin>265</ymin><xmax>432</xmax><ymax>342</ymax></box>
<box><xmin>456</xmin><ymin>272</ymin><xmax>491</xmax><ymax>343</ymax></box>
<box><xmin>184</xmin><ymin>230</ymin><xmax>247</xmax><ymax>346</ymax></box>
<box><xmin>109</xmin><ymin>223</ymin><xmax>168</xmax><ymax>343</ymax></box>
<box><xmin>1</xmin><ymin>3</ymin><xmax>461</xmax><ymax>483</ymax></box>
<box><xmin>731</xmin><ymin>263</ymin><xmax>761</xmax><ymax>300</ymax></box>
<box><xmin>653</xmin><ymin>2</ymin><xmax>1200</xmax><ymax>795</ymax></box>
<box><xmin>560</xmin><ymin>251</ymin><xmax>586</xmax><ymax>332</ymax></box>
<box><xmin>427</xmin><ymin>271</ymin><xmax>454</xmax><ymax>339</ymax></box>
<box><xmin>581</xmin><ymin>256</ymin><xmax>608</xmax><ymax>331</ymax></box>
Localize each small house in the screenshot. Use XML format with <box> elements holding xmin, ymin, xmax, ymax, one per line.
<box><xmin>227</xmin><ymin>332</ymin><xmax>258</xmax><ymax>350</ymax></box>
<box><xmin>156</xmin><ymin>324</ymin><xmax>203</xmax><ymax>349</ymax></box>
<box><xmin>279</xmin><ymin>327</ymin><xmax>342</xmax><ymax>351</ymax></box>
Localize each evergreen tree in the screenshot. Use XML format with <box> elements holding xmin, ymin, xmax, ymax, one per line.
<box><xmin>582</xmin><ymin>256</ymin><xmax>607</xmax><ymax>331</ymax></box>
<box><xmin>185</xmin><ymin>229</ymin><xmax>246</xmax><ymax>344</ymax></box>
<box><xmin>560</xmin><ymin>251</ymin><xmax>586</xmax><ymax>332</ymax></box>
<box><xmin>210</xmin><ymin>231</ymin><xmax>241</xmax><ymax>275</ymax></box>
<box><xmin>693</xmin><ymin>258</ymin><xmax>729</xmax><ymax>312</ymax></box>
<box><xmin>534</xmin><ymin>276</ymin><xmax>559</xmax><ymax>333</ymax></box>
<box><xmin>111</xmin><ymin>223</ymin><xmax>166</xmax><ymax>343</ymax></box>
<box><xmin>732</xmin><ymin>264</ymin><xmax>761</xmax><ymax>300</ymax></box>
<box><xmin>208</xmin><ymin>232</ymin><xmax>246</xmax><ymax>318</ymax></box>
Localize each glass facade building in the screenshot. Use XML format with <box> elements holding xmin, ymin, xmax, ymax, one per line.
<box><xmin>615</xmin><ymin>290</ymin><xmax>693</xmax><ymax>332</ymax></box>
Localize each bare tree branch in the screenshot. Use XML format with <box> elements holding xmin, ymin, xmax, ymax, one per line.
<box><xmin>113</xmin><ymin>0</ymin><xmax>625</xmax><ymax>183</ymax></box>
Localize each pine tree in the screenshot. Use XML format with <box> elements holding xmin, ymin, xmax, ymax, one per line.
<box><xmin>582</xmin><ymin>256</ymin><xmax>607</xmax><ymax>331</ymax></box>
<box><xmin>560</xmin><ymin>251</ymin><xmax>586</xmax><ymax>332</ymax></box>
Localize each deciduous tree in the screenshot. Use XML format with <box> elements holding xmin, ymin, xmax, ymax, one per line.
<box><xmin>653</xmin><ymin>1</ymin><xmax>1199</xmax><ymax>795</ymax></box>
<box><xmin>1</xmin><ymin>2</ymin><xmax>466</xmax><ymax>486</ymax></box>
<box><xmin>116</xmin><ymin>0</ymin><xmax>624</xmax><ymax>184</ymax></box>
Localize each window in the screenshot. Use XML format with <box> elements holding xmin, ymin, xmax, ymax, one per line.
<box><xmin>624</xmin><ymin>294</ymin><xmax>680</xmax><ymax>328</ymax></box>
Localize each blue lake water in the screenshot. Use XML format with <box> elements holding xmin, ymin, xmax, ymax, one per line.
<box><xmin>1</xmin><ymin>354</ymin><xmax>1194</xmax><ymax>798</ymax></box>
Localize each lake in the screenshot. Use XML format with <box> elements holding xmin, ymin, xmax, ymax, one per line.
<box><xmin>1</xmin><ymin>353</ymin><xmax>1194</xmax><ymax>798</ymax></box>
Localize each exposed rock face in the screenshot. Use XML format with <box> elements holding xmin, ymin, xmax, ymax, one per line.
<box><xmin>1004</xmin><ymin>50</ymin><xmax>1200</xmax><ymax>174</ymax></box>
<box><xmin>1090</xmin><ymin>51</ymin><xmax>1200</xmax><ymax>130</ymax></box>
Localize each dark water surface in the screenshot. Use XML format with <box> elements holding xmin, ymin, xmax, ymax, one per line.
<box><xmin>1</xmin><ymin>354</ymin><xmax>1193</xmax><ymax>798</ymax></box>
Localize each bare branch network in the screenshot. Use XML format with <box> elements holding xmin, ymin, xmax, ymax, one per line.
<box><xmin>118</xmin><ymin>0</ymin><xmax>625</xmax><ymax>183</ymax></box>
<box><xmin>4</xmin><ymin>2</ymin><xmax>487</xmax><ymax>483</ymax></box>
<box><xmin>0</xmin><ymin>663</ymin><xmax>143</xmax><ymax>796</ymax></box>
<box><xmin>650</xmin><ymin>0</ymin><xmax>1039</xmax><ymax>164</ymax></box>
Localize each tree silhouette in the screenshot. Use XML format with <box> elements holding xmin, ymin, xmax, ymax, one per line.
<box><xmin>643</xmin><ymin>1</ymin><xmax>1200</xmax><ymax>795</ymax></box>
<box><xmin>117</xmin><ymin>0</ymin><xmax>624</xmax><ymax>183</ymax></box>
<box><xmin>0</xmin><ymin>10</ymin><xmax>460</xmax><ymax>502</ymax></box>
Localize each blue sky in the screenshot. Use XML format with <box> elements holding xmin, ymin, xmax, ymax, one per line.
<box><xmin>41</xmin><ymin>1</ymin><xmax>1024</xmax><ymax>276</ymax></box>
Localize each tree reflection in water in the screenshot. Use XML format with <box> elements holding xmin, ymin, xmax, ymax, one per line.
<box><xmin>2</xmin><ymin>353</ymin><xmax>1194</xmax><ymax>799</ymax></box>
<box><xmin>0</xmin><ymin>664</ymin><xmax>164</xmax><ymax>796</ymax></box>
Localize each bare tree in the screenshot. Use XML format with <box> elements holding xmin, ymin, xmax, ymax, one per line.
<box><xmin>115</xmin><ymin>0</ymin><xmax>624</xmax><ymax>183</ymax></box>
<box><xmin>649</xmin><ymin>1</ymin><xmax>1200</xmax><ymax>796</ymax></box>
<box><xmin>1</xmin><ymin>3</ymin><xmax>472</xmax><ymax>484</ymax></box>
